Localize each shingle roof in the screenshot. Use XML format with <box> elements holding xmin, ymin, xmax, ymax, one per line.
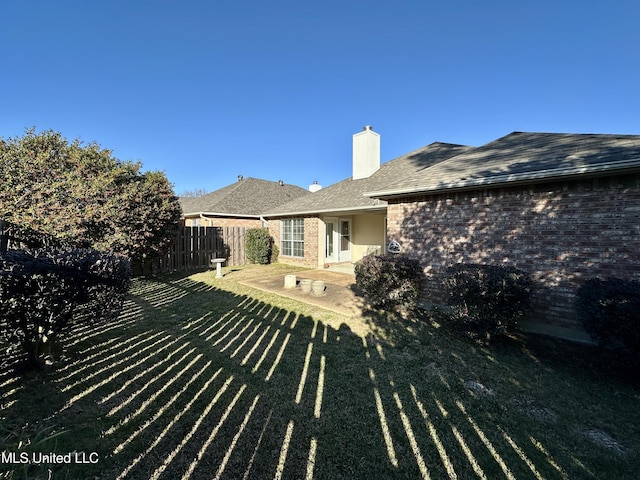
<box><xmin>264</xmin><ymin>142</ymin><xmax>471</xmax><ymax>216</ymax></box>
<box><xmin>179</xmin><ymin>177</ymin><xmax>310</xmax><ymax>217</ymax></box>
<box><xmin>365</xmin><ymin>132</ymin><xmax>640</xmax><ymax>198</ymax></box>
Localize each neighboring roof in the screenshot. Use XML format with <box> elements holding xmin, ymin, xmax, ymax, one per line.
<box><xmin>264</xmin><ymin>142</ymin><xmax>471</xmax><ymax>217</ymax></box>
<box><xmin>179</xmin><ymin>177</ymin><xmax>310</xmax><ymax>217</ymax></box>
<box><xmin>365</xmin><ymin>132</ymin><xmax>640</xmax><ymax>199</ymax></box>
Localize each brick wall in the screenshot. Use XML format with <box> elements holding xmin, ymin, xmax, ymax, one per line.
<box><xmin>268</xmin><ymin>216</ymin><xmax>320</xmax><ymax>267</ymax></box>
<box><xmin>268</xmin><ymin>219</ymin><xmax>281</xmax><ymax>255</ymax></box>
<box><xmin>387</xmin><ymin>174</ymin><xmax>640</xmax><ymax>330</ymax></box>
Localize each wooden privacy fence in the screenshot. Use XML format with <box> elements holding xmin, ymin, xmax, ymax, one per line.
<box><xmin>0</xmin><ymin>218</ymin><xmax>69</xmax><ymax>254</ymax></box>
<box><xmin>149</xmin><ymin>226</ymin><xmax>246</xmax><ymax>273</ymax></box>
<box><xmin>1</xmin><ymin>219</ymin><xmax>247</xmax><ymax>274</ymax></box>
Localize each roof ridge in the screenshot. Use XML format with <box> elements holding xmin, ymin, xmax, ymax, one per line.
<box><xmin>502</xmin><ymin>130</ymin><xmax>640</xmax><ymax>139</ymax></box>
<box><xmin>179</xmin><ymin>176</ymin><xmax>310</xmax><ymax>216</ymax></box>
<box><xmin>363</xmin><ymin>131</ymin><xmax>640</xmax><ymax>199</ymax></box>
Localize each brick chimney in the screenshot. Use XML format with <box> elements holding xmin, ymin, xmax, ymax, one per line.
<box><xmin>352</xmin><ymin>125</ymin><xmax>380</xmax><ymax>180</ymax></box>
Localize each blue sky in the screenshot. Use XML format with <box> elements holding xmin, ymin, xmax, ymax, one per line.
<box><xmin>2</xmin><ymin>0</ymin><xmax>638</xmax><ymax>195</ymax></box>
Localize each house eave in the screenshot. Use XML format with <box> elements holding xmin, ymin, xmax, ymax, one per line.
<box><xmin>181</xmin><ymin>211</ymin><xmax>263</xmax><ymax>219</ymax></box>
<box><xmin>263</xmin><ymin>204</ymin><xmax>387</xmax><ymax>218</ymax></box>
<box><xmin>364</xmin><ymin>160</ymin><xmax>640</xmax><ymax>199</ymax></box>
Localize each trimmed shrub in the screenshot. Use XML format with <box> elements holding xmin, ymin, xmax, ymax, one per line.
<box><xmin>575</xmin><ymin>277</ymin><xmax>640</xmax><ymax>354</ymax></box>
<box><xmin>271</xmin><ymin>243</ymin><xmax>279</xmax><ymax>263</ymax></box>
<box><xmin>0</xmin><ymin>248</ymin><xmax>131</xmax><ymax>366</ymax></box>
<box><xmin>0</xmin><ymin>251</ymin><xmax>80</xmax><ymax>364</ymax></box>
<box><xmin>354</xmin><ymin>254</ymin><xmax>423</xmax><ymax>310</ymax></box>
<box><xmin>443</xmin><ymin>264</ymin><xmax>534</xmax><ymax>339</ymax></box>
<box><xmin>56</xmin><ymin>248</ymin><xmax>133</xmax><ymax>321</ymax></box>
<box><xmin>245</xmin><ymin>228</ymin><xmax>272</xmax><ymax>264</ymax></box>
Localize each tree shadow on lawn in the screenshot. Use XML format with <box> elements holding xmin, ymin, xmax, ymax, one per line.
<box><xmin>359</xmin><ymin>305</ymin><xmax>640</xmax><ymax>471</ymax></box>
<box><xmin>362</xmin><ymin>303</ymin><xmax>640</xmax><ymax>388</ymax></box>
<box><xmin>1</xmin><ymin>272</ymin><xmax>639</xmax><ymax>479</ymax></box>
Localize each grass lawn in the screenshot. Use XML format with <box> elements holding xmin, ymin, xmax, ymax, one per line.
<box><xmin>1</xmin><ymin>263</ymin><xmax>639</xmax><ymax>479</ymax></box>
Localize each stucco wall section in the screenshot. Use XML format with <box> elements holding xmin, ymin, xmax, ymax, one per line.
<box><xmin>386</xmin><ymin>174</ymin><xmax>640</xmax><ymax>330</ymax></box>
<box><xmin>351</xmin><ymin>213</ymin><xmax>386</xmax><ymax>261</ymax></box>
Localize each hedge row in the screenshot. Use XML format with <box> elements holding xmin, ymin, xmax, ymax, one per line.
<box><xmin>355</xmin><ymin>256</ymin><xmax>640</xmax><ymax>359</ymax></box>
<box><xmin>354</xmin><ymin>256</ymin><xmax>534</xmax><ymax>338</ymax></box>
<box><xmin>0</xmin><ymin>248</ymin><xmax>132</xmax><ymax>366</ymax></box>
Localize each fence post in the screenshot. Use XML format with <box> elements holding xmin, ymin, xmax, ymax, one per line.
<box><xmin>0</xmin><ymin>219</ymin><xmax>8</xmax><ymax>254</ymax></box>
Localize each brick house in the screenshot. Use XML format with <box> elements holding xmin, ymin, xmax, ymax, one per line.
<box><xmin>179</xmin><ymin>176</ymin><xmax>310</xmax><ymax>228</ymax></box>
<box><xmin>265</xmin><ymin>127</ymin><xmax>640</xmax><ymax>338</ymax></box>
<box><xmin>364</xmin><ymin>131</ymin><xmax>640</xmax><ymax>338</ymax></box>
<box><xmin>263</xmin><ymin>126</ymin><xmax>471</xmax><ymax>268</ymax></box>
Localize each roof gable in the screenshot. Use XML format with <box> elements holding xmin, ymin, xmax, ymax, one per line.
<box><xmin>264</xmin><ymin>142</ymin><xmax>470</xmax><ymax>216</ymax></box>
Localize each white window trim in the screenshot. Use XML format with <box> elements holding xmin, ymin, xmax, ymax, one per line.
<box><xmin>281</xmin><ymin>219</ymin><xmax>304</xmax><ymax>258</ymax></box>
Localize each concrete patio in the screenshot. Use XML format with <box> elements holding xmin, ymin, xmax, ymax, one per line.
<box><xmin>239</xmin><ymin>267</ymin><xmax>365</xmax><ymax>317</ymax></box>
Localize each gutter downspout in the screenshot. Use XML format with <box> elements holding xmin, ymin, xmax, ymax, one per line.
<box><xmin>199</xmin><ymin>213</ymin><xmax>213</xmax><ymax>226</ymax></box>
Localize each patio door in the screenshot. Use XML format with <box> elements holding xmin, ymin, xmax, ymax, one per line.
<box><xmin>325</xmin><ymin>219</ymin><xmax>337</xmax><ymax>263</ymax></box>
<box><xmin>339</xmin><ymin>219</ymin><xmax>351</xmax><ymax>262</ymax></box>
<box><xmin>324</xmin><ymin>218</ymin><xmax>351</xmax><ymax>263</ymax></box>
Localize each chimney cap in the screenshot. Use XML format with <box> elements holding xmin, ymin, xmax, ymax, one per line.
<box><xmin>309</xmin><ymin>181</ymin><xmax>322</xmax><ymax>192</ymax></box>
<box><xmin>238</xmin><ymin>175</ymin><xmax>244</xmax><ymax>181</ymax></box>
<box><xmin>278</xmin><ymin>180</ymin><xmax>284</xmax><ymax>186</ymax></box>
<box><xmin>363</xmin><ymin>125</ymin><xmax>373</xmax><ymax>131</ymax></box>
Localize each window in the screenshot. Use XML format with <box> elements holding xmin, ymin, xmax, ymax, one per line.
<box><xmin>281</xmin><ymin>219</ymin><xmax>304</xmax><ymax>257</ymax></box>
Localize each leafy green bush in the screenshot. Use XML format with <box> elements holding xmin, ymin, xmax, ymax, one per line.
<box><xmin>443</xmin><ymin>264</ymin><xmax>534</xmax><ymax>339</ymax></box>
<box><xmin>0</xmin><ymin>248</ymin><xmax>131</xmax><ymax>366</ymax></box>
<box><xmin>575</xmin><ymin>277</ymin><xmax>640</xmax><ymax>355</ymax></box>
<box><xmin>0</xmin><ymin>129</ymin><xmax>182</xmax><ymax>264</ymax></box>
<box><xmin>354</xmin><ymin>254</ymin><xmax>423</xmax><ymax>310</ymax></box>
<box><xmin>244</xmin><ymin>228</ymin><xmax>272</xmax><ymax>264</ymax></box>
<box><xmin>271</xmin><ymin>243</ymin><xmax>279</xmax><ymax>263</ymax></box>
